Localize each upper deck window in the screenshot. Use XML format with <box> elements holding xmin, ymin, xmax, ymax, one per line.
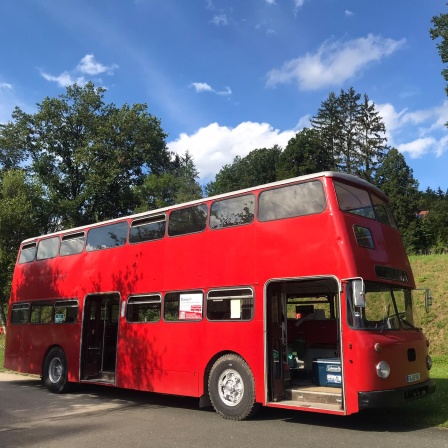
<box><xmin>210</xmin><ymin>194</ymin><xmax>255</xmax><ymax>229</ymax></box>
<box><xmin>36</xmin><ymin>236</ymin><xmax>60</xmax><ymax>261</ymax></box>
<box><xmin>335</xmin><ymin>181</ymin><xmax>396</xmax><ymax>228</ymax></box>
<box><xmin>18</xmin><ymin>243</ymin><xmax>37</xmax><ymax>264</ymax></box>
<box><xmin>258</xmin><ymin>181</ymin><xmax>326</xmax><ymax>222</ymax></box>
<box><xmin>168</xmin><ymin>204</ymin><xmax>208</xmax><ymax>237</ymax></box>
<box><xmin>86</xmin><ymin>222</ymin><xmax>128</xmax><ymax>251</ymax></box>
<box><xmin>130</xmin><ymin>215</ymin><xmax>166</xmax><ymax>243</ymax></box>
<box><xmin>60</xmin><ymin>232</ymin><xmax>85</xmax><ymax>256</ymax></box>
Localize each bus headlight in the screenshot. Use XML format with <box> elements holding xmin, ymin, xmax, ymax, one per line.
<box><xmin>426</xmin><ymin>355</ymin><xmax>433</xmax><ymax>370</ymax></box>
<box><xmin>376</xmin><ymin>361</ymin><xmax>390</xmax><ymax>379</ymax></box>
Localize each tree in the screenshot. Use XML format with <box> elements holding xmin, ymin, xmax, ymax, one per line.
<box><xmin>374</xmin><ymin>148</ymin><xmax>420</xmax><ymax>252</ymax></box>
<box><xmin>310</xmin><ymin>91</ymin><xmax>341</xmax><ymax>169</ymax></box>
<box><xmin>310</xmin><ymin>88</ymin><xmax>388</xmax><ymax>181</ymax></box>
<box><xmin>356</xmin><ymin>94</ymin><xmax>388</xmax><ymax>183</ymax></box>
<box><xmin>276</xmin><ymin>128</ymin><xmax>333</xmax><ymax>180</ymax></box>
<box><xmin>0</xmin><ymin>82</ymin><xmax>171</xmax><ymax>229</ymax></box>
<box><xmin>205</xmin><ymin>146</ymin><xmax>282</xmax><ymax>196</ymax></box>
<box><xmin>0</xmin><ymin>170</ymin><xmax>50</xmax><ymax>331</ymax></box>
<box><xmin>430</xmin><ymin>6</ymin><xmax>448</xmax><ymax>98</ymax></box>
<box><xmin>134</xmin><ymin>150</ymin><xmax>203</xmax><ymax>211</ymax></box>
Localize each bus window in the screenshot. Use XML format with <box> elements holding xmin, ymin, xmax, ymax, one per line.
<box><xmin>210</xmin><ymin>194</ymin><xmax>255</xmax><ymax>229</ymax></box>
<box><xmin>54</xmin><ymin>300</ymin><xmax>78</xmax><ymax>323</ymax></box>
<box><xmin>60</xmin><ymin>233</ymin><xmax>85</xmax><ymax>256</ymax></box>
<box><xmin>334</xmin><ymin>182</ymin><xmax>375</xmax><ymax>219</ymax></box>
<box><xmin>36</xmin><ymin>236</ymin><xmax>60</xmax><ymax>261</ymax></box>
<box><xmin>168</xmin><ymin>205</ymin><xmax>207</xmax><ymax>237</ymax></box>
<box><xmin>11</xmin><ymin>303</ymin><xmax>30</xmax><ymax>324</ymax></box>
<box><xmin>164</xmin><ymin>291</ymin><xmax>203</xmax><ymax>321</ymax></box>
<box><xmin>127</xmin><ymin>294</ymin><xmax>161</xmax><ymax>323</ymax></box>
<box><xmin>129</xmin><ymin>215</ymin><xmax>166</xmax><ymax>243</ymax></box>
<box><xmin>258</xmin><ymin>181</ymin><xmax>326</xmax><ymax>222</ymax></box>
<box><xmin>207</xmin><ymin>288</ymin><xmax>254</xmax><ymax>320</ymax></box>
<box><xmin>371</xmin><ymin>194</ymin><xmax>397</xmax><ymax>228</ymax></box>
<box><xmin>18</xmin><ymin>243</ymin><xmax>37</xmax><ymax>264</ymax></box>
<box><xmin>30</xmin><ymin>302</ymin><xmax>53</xmax><ymax>324</ymax></box>
<box><xmin>86</xmin><ymin>222</ymin><xmax>128</xmax><ymax>251</ymax></box>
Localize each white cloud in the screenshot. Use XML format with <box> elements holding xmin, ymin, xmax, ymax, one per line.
<box><xmin>191</xmin><ymin>82</ymin><xmax>214</xmax><ymax>93</ymax></box>
<box><xmin>167</xmin><ymin>121</ymin><xmax>302</xmax><ymax>181</ymax></box>
<box><xmin>0</xmin><ymin>82</ymin><xmax>13</xmax><ymax>90</ymax></box>
<box><xmin>266</xmin><ymin>34</ymin><xmax>406</xmax><ymax>91</ymax></box>
<box><xmin>398</xmin><ymin>138</ymin><xmax>436</xmax><ymax>159</ymax></box>
<box><xmin>210</xmin><ymin>13</ymin><xmax>228</xmax><ymax>26</ymax></box>
<box><xmin>77</xmin><ymin>54</ymin><xmax>118</xmax><ymax>75</ymax></box>
<box><xmin>377</xmin><ymin>101</ymin><xmax>448</xmax><ymax>158</ymax></box>
<box><xmin>40</xmin><ymin>71</ymin><xmax>86</xmax><ymax>88</ymax></box>
<box><xmin>265</xmin><ymin>0</ymin><xmax>276</xmax><ymax>4</ymax></box>
<box><xmin>345</xmin><ymin>10</ymin><xmax>354</xmax><ymax>17</ymax></box>
<box><xmin>40</xmin><ymin>54</ymin><xmax>118</xmax><ymax>87</ymax></box>
<box><xmin>190</xmin><ymin>82</ymin><xmax>232</xmax><ymax>96</ymax></box>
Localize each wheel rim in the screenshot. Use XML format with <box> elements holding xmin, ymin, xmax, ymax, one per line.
<box><xmin>48</xmin><ymin>357</ymin><xmax>63</xmax><ymax>384</ymax></box>
<box><xmin>218</xmin><ymin>368</ymin><xmax>244</xmax><ymax>406</ymax></box>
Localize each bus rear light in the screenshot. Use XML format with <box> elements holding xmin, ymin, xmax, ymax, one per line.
<box><xmin>353</xmin><ymin>226</ymin><xmax>374</xmax><ymax>249</ymax></box>
<box><xmin>374</xmin><ymin>343</ymin><xmax>382</xmax><ymax>353</ymax></box>
<box><xmin>426</xmin><ymin>355</ymin><xmax>433</xmax><ymax>370</ymax></box>
<box><xmin>376</xmin><ymin>361</ymin><xmax>390</xmax><ymax>379</ymax></box>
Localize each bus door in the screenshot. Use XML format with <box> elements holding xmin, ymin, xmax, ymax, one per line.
<box><xmin>267</xmin><ymin>282</ymin><xmax>287</xmax><ymax>401</ymax></box>
<box><xmin>81</xmin><ymin>293</ymin><xmax>120</xmax><ymax>382</ymax></box>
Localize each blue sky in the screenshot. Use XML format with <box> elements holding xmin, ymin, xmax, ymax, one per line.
<box><xmin>1</xmin><ymin>0</ymin><xmax>447</xmax><ymax>192</ymax></box>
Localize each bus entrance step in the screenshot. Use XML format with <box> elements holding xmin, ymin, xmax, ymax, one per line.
<box><xmin>285</xmin><ymin>386</ymin><xmax>342</xmax><ymax>405</ymax></box>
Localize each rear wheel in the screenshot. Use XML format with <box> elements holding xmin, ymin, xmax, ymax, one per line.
<box><xmin>43</xmin><ymin>347</ymin><xmax>70</xmax><ymax>393</ymax></box>
<box><xmin>208</xmin><ymin>354</ymin><xmax>259</xmax><ymax>420</ymax></box>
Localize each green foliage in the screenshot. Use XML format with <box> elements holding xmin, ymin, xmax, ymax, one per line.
<box><xmin>310</xmin><ymin>88</ymin><xmax>387</xmax><ymax>181</ymax></box>
<box><xmin>276</xmin><ymin>128</ymin><xmax>333</xmax><ymax>180</ymax></box>
<box><xmin>0</xmin><ymin>82</ymin><xmax>171</xmax><ymax>228</ymax></box>
<box><xmin>431</xmin><ymin>7</ymin><xmax>448</xmax><ymax>97</ymax></box>
<box><xmin>205</xmin><ymin>146</ymin><xmax>281</xmax><ymax>196</ymax></box>
<box><xmin>134</xmin><ymin>150</ymin><xmax>203</xmax><ymax>211</ymax></box>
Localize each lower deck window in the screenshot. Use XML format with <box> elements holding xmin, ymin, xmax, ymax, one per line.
<box><xmin>31</xmin><ymin>302</ymin><xmax>53</xmax><ymax>324</ymax></box>
<box><xmin>54</xmin><ymin>300</ymin><xmax>79</xmax><ymax>323</ymax></box>
<box><xmin>11</xmin><ymin>303</ymin><xmax>30</xmax><ymax>324</ymax></box>
<box><xmin>207</xmin><ymin>288</ymin><xmax>254</xmax><ymax>321</ymax></box>
<box><xmin>164</xmin><ymin>291</ymin><xmax>203</xmax><ymax>321</ymax></box>
<box><xmin>127</xmin><ymin>295</ymin><xmax>161</xmax><ymax>323</ymax></box>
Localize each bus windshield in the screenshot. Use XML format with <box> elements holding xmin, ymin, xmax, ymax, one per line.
<box><xmin>348</xmin><ymin>282</ymin><xmax>420</xmax><ymax>331</ymax></box>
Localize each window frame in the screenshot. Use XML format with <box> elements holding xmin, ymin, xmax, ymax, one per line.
<box><xmin>163</xmin><ymin>290</ymin><xmax>204</xmax><ymax>322</ymax></box>
<box><xmin>258</xmin><ymin>180</ymin><xmax>327</xmax><ymax>222</ymax></box>
<box><xmin>86</xmin><ymin>221</ymin><xmax>129</xmax><ymax>252</ymax></box>
<box><xmin>126</xmin><ymin>294</ymin><xmax>162</xmax><ymax>323</ymax></box>
<box><xmin>210</xmin><ymin>194</ymin><xmax>255</xmax><ymax>230</ymax></box>
<box><xmin>60</xmin><ymin>232</ymin><xmax>85</xmax><ymax>257</ymax></box>
<box><xmin>206</xmin><ymin>287</ymin><xmax>254</xmax><ymax>321</ymax></box>
<box><xmin>129</xmin><ymin>214</ymin><xmax>166</xmax><ymax>244</ymax></box>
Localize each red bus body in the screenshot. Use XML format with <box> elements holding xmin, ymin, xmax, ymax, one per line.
<box><xmin>4</xmin><ymin>172</ymin><xmax>435</xmax><ymax>419</ymax></box>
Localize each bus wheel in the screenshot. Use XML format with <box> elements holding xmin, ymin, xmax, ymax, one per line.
<box><xmin>43</xmin><ymin>347</ymin><xmax>70</xmax><ymax>393</ymax></box>
<box><xmin>208</xmin><ymin>354</ymin><xmax>259</xmax><ymax>420</ymax></box>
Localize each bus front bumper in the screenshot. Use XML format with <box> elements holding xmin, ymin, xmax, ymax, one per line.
<box><xmin>358</xmin><ymin>378</ymin><xmax>436</xmax><ymax>409</ymax></box>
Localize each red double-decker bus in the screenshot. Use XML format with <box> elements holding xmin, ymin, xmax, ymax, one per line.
<box><xmin>4</xmin><ymin>171</ymin><xmax>435</xmax><ymax>420</ymax></box>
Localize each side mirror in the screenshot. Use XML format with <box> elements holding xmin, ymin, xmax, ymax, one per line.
<box><xmin>425</xmin><ymin>289</ymin><xmax>433</xmax><ymax>314</ymax></box>
<box><xmin>353</xmin><ymin>279</ymin><xmax>366</xmax><ymax>308</ymax></box>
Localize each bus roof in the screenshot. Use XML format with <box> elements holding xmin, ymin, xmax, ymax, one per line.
<box><xmin>20</xmin><ymin>171</ymin><xmax>387</xmax><ymax>244</ymax></box>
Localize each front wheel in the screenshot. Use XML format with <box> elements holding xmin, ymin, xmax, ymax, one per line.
<box><xmin>208</xmin><ymin>354</ymin><xmax>259</xmax><ymax>420</ymax></box>
<box><xmin>43</xmin><ymin>347</ymin><xmax>70</xmax><ymax>393</ymax></box>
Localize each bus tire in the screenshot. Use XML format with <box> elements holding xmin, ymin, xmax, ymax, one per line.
<box><xmin>208</xmin><ymin>354</ymin><xmax>260</xmax><ymax>420</ymax></box>
<box><xmin>43</xmin><ymin>347</ymin><xmax>70</xmax><ymax>393</ymax></box>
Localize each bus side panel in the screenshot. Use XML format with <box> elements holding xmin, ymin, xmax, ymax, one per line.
<box><xmin>254</xmin><ymin>212</ymin><xmax>345</xmax><ymax>280</ymax></box>
<box><xmin>4</xmin><ymin>322</ymin><xmax>81</xmax><ymax>380</ymax></box>
<box><xmin>207</xmin><ymin>225</ymin><xmax>255</xmax><ymax>287</ymax></box>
